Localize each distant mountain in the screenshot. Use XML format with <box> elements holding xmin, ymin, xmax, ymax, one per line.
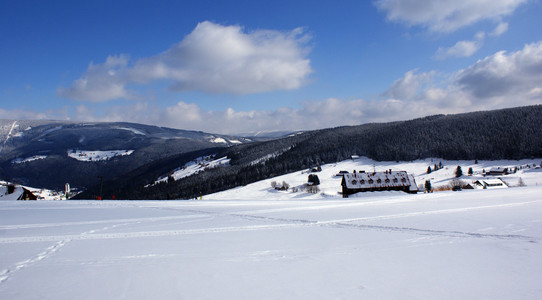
<box><xmin>0</xmin><ymin>121</ymin><xmax>251</xmax><ymax>189</ymax></box>
<box><xmin>75</xmin><ymin>105</ymin><xmax>542</xmax><ymax>200</ymax></box>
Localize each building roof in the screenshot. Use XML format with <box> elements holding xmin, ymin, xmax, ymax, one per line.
<box><xmin>489</xmin><ymin>167</ymin><xmax>508</xmax><ymax>173</ymax></box>
<box><xmin>342</xmin><ymin>171</ymin><xmax>416</xmax><ymax>191</ymax></box>
<box><xmin>473</xmin><ymin>178</ymin><xmax>508</xmax><ymax>189</ymax></box>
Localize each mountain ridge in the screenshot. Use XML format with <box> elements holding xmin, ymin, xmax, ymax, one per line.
<box><xmin>75</xmin><ymin>104</ymin><xmax>542</xmax><ymax>200</ymax></box>
<box><xmin>0</xmin><ymin>121</ymin><xmax>253</xmax><ymax>189</ymax></box>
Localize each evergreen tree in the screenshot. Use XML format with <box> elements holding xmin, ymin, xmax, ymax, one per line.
<box><xmin>455</xmin><ymin>166</ymin><xmax>463</xmax><ymax>178</ymax></box>
<box><xmin>424</xmin><ymin>180</ymin><xmax>432</xmax><ymax>192</ymax></box>
<box><xmin>468</xmin><ymin>167</ymin><xmax>473</xmax><ymax>176</ymax></box>
<box><xmin>427</xmin><ymin>166</ymin><xmax>432</xmax><ymax>174</ymax></box>
<box><xmin>308</xmin><ymin>174</ymin><xmax>320</xmax><ymax>185</ymax></box>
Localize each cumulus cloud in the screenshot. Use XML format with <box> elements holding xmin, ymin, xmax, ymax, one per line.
<box><xmin>436</xmin><ymin>40</ymin><xmax>481</xmax><ymax>59</ymax></box>
<box><xmin>388</xmin><ymin>41</ymin><xmax>542</xmax><ymax>113</ymax></box>
<box><xmin>491</xmin><ymin>21</ymin><xmax>509</xmax><ymax>36</ymax></box>
<box><xmin>58</xmin><ymin>55</ymin><xmax>132</xmax><ymax>102</ymax></box>
<box><xmin>435</xmin><ymin>32</ymin><xmax>485</xmax><ymax>60</ymax></box>
<box><xmin>385</xmin><ymin>69</ymin><xmax>435</xmax><ymax>99</ymax></box>
<box><xmin>59</xmin><ymin>21</ymin><xmax>312</xmax><ymax>102</ymax></box>
<box><xmin>375</xmin><ymin>0</ymin><xmax>526</xmax><ymax>33</ymax></box>
<box><xmin>456</xmin><ymin>41</ymin><xmax>542</xmax><ymax>101</ymax></box>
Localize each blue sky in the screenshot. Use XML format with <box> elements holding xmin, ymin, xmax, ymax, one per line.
<box><xmin>1</xmin><ymin>0</ymin><xmax>542</xmax><ymax>134</ymax></box>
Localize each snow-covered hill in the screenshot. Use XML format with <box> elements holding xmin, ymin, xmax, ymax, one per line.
<box><xmin>151</xmin><ymin>156</ymin><xmax>231</xmax><ymax>185</ymax></box>
<box><xmin>0</xmin><ymin>120</ymin><xmax>250</xmax><ymax>189</ymax></box>
<box><xmin>207</xmin><ymin>157</ymin><xmax>542</xmax><ymax>200</ymax></box>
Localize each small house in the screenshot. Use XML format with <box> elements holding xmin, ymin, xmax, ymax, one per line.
<box><xmin>0</xmin><ymin>185</ymin><xmax>37</xmax><ymax>200</ymax></box>
<box><xmin>487</xmin><ymin>167</ymin><xmax>510</xmax><ymax>176</ymax></box>
<box><xmin>341</xmin><ymin>170</ymin><xmax>418</xmax><ymax>197</ymax></box>
<box><xmin>468</xmin><ymin>179</ymin><xmax>508</xmax><ymax>189</ymax></box>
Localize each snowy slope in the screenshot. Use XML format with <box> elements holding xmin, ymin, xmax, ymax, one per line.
<box><xmin>1</xmin><ymin>187</ymin><xmax>541</xmax><ymax>299</ymax></box>
<box><xmin>67</xmin><ymin>149</ymin><xmax>134</xmax><ymax>162</ymax></box>
<box><xmin>152</xmin><ymin>156</ymin><xmax>231</xmax><ymax>185</ymax></box>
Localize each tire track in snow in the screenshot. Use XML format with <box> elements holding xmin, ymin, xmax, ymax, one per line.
<box><xmin>317</xmin><ymin>199</ymin><xmax>542</xmax><ymax>223</ymax></box>
<box><xmin>1</xmin><ymin>218</ymin><xmax>538</xmax><ymax>245</ymax></box>
<box><xmin>0</xmin><ymin>223</ymin><xmax>309</xmax><ymax>244</ymax></box>
<box><xmin>324</xmin><ymin>222</ymin><xmax>538</xmax><ymax>242</ymax></box>
<box><xmin>1</xmin><ymin>199</ymin><xmax>540</xmax><ymax>246</ymax></box>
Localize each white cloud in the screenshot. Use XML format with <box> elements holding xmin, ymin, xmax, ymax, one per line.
<box><xmin>40</xmin><ymin>42</ymin><xmax>542</xmax><ymax>134</ymax></box>
<box><xmin>385</xmin><ymin>69</ymin><xmax>435</xmax><ymax>99</ymax></box>
<box><xmin>435</xmin><ymin>40</ymin><xmax>482</xmax><ymax>60</ymax></box>
<box><xmin>491</xmin><ymin>21</ymin><xmax>509</xmax><ymax>36</ymax></box>
<box><xmin>59</xmin><ymin>21</ymin><xmax>312</xmax><ymax>102</ymax></box>
<box><xmin>456</xmin><ymin>41</ymin><xmax>542</xmax><ymax>100</ymax></box>
<box><xmin>375</xmin><ymin>0</ymin><xmax>526</xmax><ymax>33</ymax></box>
<box><xmin>58</xmin><ymin>55</ymin><xmax>132</xmax><ymax>102</ymax></box>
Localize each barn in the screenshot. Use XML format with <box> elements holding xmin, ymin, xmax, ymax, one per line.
<box><xmin>341</xmin><ymin>170</ymin><xmax>418</xmax><ymax>197</ymax></box>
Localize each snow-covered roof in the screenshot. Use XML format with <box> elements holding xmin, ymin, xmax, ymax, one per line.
<box><xmin>489</xmin><ymin>167</ymin><xmax>509</xmax><ymax>173</ymax></box>
<box><xmin>342</xmin><ymin>171</ymin><xmax>414</xmax><ymax>190</ymax></box>
<box><xmin>473</xmin><ymin>178</ymin><xmax>508</xmax><ymax>189</ymax></box>
<box><xmin>0</xmin><ymin>187</ymin><xmax>24</xmax><ymax>200</ymax></box>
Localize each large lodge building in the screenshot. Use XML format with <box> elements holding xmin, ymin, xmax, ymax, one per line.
<box><xmin>341</xmin><ymin>170</ymin><xmax>418</xmax><ymax>197</ymax></box>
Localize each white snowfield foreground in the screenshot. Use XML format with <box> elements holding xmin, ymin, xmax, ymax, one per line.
<box><xmin>1</xmin><ymin>187</ymin><xmax>542</xmax><ymax>299</ymax></box>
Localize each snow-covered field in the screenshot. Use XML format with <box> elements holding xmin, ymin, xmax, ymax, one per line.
<box><xmin>1</xmin><ymin>158</ymin><xmax>542</xmax><ymax>299</ymax></box>
<box><xmin>1</xmin><ymin>187</ymin><xmax>542</xmax><ymax>299</ymax></box>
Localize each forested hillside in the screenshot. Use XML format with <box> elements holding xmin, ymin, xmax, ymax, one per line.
<box><xmin>76</xmin><ymin>105</ymin><xmax>542</xmax><ymax>200</ymax></box>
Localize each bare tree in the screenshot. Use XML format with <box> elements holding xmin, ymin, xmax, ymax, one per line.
<box><xmin>282</xmin><ymin>181</ymin><xmax>290</xmax><ymax>190</ymax></box>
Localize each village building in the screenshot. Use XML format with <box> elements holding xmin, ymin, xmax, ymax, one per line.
<box><xmin>341</xmin><ymin>170</ymin><xmax>418</xmax><ymax>197</ymax></box>
<box><xmin>464</xmin><ymin>178</ymin><xmax>508</xmax><ymax>190</ymax></box>
<box><xmin>0</xmin><ymin>185</ymin><xmax>38</xmax><ymax>200</ymax></box>
<box><xmin>18</xmin><ymin>188</ymin><xmax>38</xmax><ymax>200</ymax></box>
<box><xmin>487</xmin><ymin>167</ymin><xmax>515</xmax><ymax>176</ymax></box>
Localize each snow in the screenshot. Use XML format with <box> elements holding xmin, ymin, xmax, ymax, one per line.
<box><xmin>1</xmin><ymin>158</ymin><xmax>542</xmax><ymax>298</ymax></box>
<box><xmin>208</xmin><ymin>137</ymin><xmax>243</xmax><ymax>144</ymax></box>
<box><xmin>152</xmin><ymin>156</ymin><xmax>231</xmax><ymax>185</ymax></box>
<box><xmin>0</xmin><ymin>186</ymin><xmax>541</xmax><ymax>299</ymax></box>
<box><xmin>67</xmin><ymin>150</ymin><xmax>134</xmax><ymax>162</ymax></box>
<box><xmin>209</xmin><ymin>137</ymin><xmax>228</xmax><ymax>144</ymax></box>
<box><xmin>114</xmin><ymin>127</ymin><xmax>146</xmax><ymax>135</ymax></box>
<box><xmin>0</xmin><ymin>187</ymin><xmax>24</xmax><ymax>201</ymax></box>
<box><xmin>11</xmin><ymin>155</ymin><xmax>47</xmax><ymax>164</ymax></box>
<box><xmin>0</xmin><ymin>121</ymin><xmax>18</xmax><ymax>153</ymax></box>
<box><xmin>208</xmin><ymin>157</ymin><xmax>542</xmax><ymax>200</ymax></box>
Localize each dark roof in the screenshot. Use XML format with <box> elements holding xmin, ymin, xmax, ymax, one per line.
<box><xmin>342</xmin><ymin>171</ymin><xmax>417</xmax><ymax>191</ymax></box>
